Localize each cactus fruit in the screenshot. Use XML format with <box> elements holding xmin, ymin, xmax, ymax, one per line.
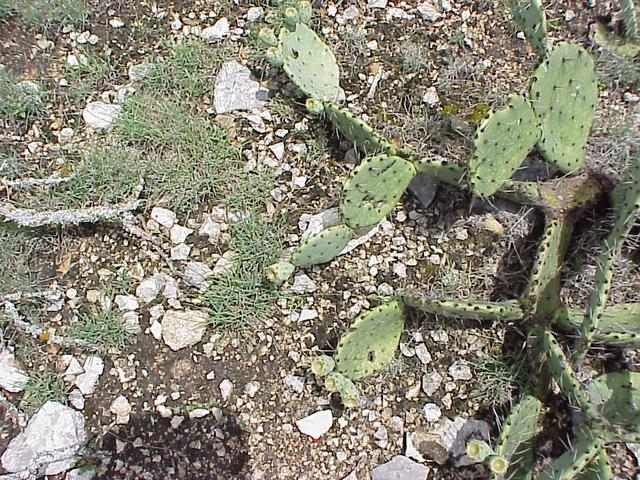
<box><xmin>466</xmin><ymin>439</ymin><xmax>493</xmax><ymax>463</ymax></box>
<box><xmin>266</xmin><ymin>261</ymin><xmax>295</xmax><ymax>285</ymax></box>
<box><xmin>283</xmin><ymin>6</ymin><xmax>300</xmax><ymax>26</ymax></box>
<box><xmin>468</xmin><ymin>95</ymin><xmax>540</xmax><ymax>197</ymax></box>
<box><xmin>334</xmin><ymin>301</ymin><xmax>405</xmax><ymax>380</ymax></box>
<box><xmin>324</xmin><ymin>371</ymin><xmax>343</xmax><ymax>392</ymax></box>
<box><xmin>297</xmin><ymin>0</ymin><xmax>313</xmax><ymax>23</ymax></box>
<box><xmin>258</xmin><ymin>27</ymin><xmax>278</xmax><ymax>46</ymax></box>
<box><xmin>264</xmin><ymin>46</ymin><xmax>284</xmax><ymax>67</ymax></box>
<box><xmin>490</xmin><ymin>395</ymin><xmax>542</xmax><ymax>480</ymax></box>
<box><xmin>305</xmin><ymin>98</ymin><xmax>324</xmax><ymax>115</ymax></box>
<box><xmin>530</xmin><ymin>43</ymin><xmax>597</xmax><ymax>173</ymax></box>
<box><xmin>340</xmin><ymin>154</ymin><xmax>416</xmax><ymax>229</ymax></box>
<box><xmin>337</xmin><ymin>376</ymin><xmax>360</xmax><ymax>408</ymax></box>
<box><xmin>290</xmin><ymin>224</ymin><xmax>353</xmax><ymax>267</ymax></box>
<box><xmin>523</xmin><ymin>217</ymin><xmax>572</xmax><ymax>320</ymax></box>
<box><xmin>413</xmin><ymin>157</ymin><xmax>465</xmax><ymax>186</ymax></box>
<box><xmin>539</xmin><ymin>431</ymin><xmax>603</xmax><ymax>480</ymax></box>
<box><xmin>282</xmin><ymin>23</ymin><xmax>340</xmax><ymax>102</ymax></box>
<box><xmin>585</xmin><ymin>371</ymin><xmax>640</xmax><ymax>442</ymax></box>
<box><xmin>323</xmin><ymin>103</ymin><xmax>409</xmax><ymax>157</ymax></box>
<box><xmin>402</xmin><ymin>297</ymin><xmax>524</xmax><ymax>322</ymax></box>
<box><xmin>489</xmin><ymin>456</ymin><xmax>509</xmax><ymax>476</ymax></box>
<box><xmin>509</xmin><ymin>0</ymin><xmax>550</xmax><ymax>57</ymax></box>
<box><xmin>311</xmin><ymin>355</ymin><xmax>335</xmax><ymax>376</ymax></box>
<box><xmin>543</xmin><ymin>330</ymin><xmax>590</xmax><ymax>408</ymax></box>
<box><xmin>578</xmin><ymin>160</ymin><xmax>640</xmax><ymax>359</ymax></box>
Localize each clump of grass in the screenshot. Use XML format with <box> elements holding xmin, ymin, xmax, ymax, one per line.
<box><xmin>19</xmin><ymin>369</ymin><xmax>67</xmax><ymax>414</ymax></box>
<box><xmin>0</xmin><ymin>67</ymin><xmax>45</xmax><ymax>125</ymax></box>
<box><xmin>142</xmin><ymin>38</ymin><xmax>231</xmax><ymax>98</ymax></box>
<box><xmin>68</xmin><ymin>306</ymin><xmax>133</xmax><ymax>351</ymax></box>
<box><xmin>596</xmin><ymin>49</ymin><xmax>640</xmax><ymax>90</ymax></box>
<box><xmin>61</xmin><ymin>45</ymin><xmax>115</xmax><ymax>102</ymax></box>
<box><xmin>204</xmin><ymin>212</ymin><xmax>286</xmax><ymax>329</ymax></box>
<box><xmin>0</xmin><ymin>225</ymin><xmax>42</xmax><ymax>295</ymax></box>
<box><xmin>117</xmin><ymin>94</ymin><xmax>243</xmax><ymax>214</ymax></box>
<box><xmin>469</xmin><ymin>353</ymin><xmax>525</xmax><ymax>408</ymax></box>
<box><xmin>0</xmin><ymin>0</ymin><xmax>88</xmax><ymax>29</ymax></box>
<box><xmin>398</xmin><ymin>38</ymin><xmax>432</xmax><ymax>73</ymax></box>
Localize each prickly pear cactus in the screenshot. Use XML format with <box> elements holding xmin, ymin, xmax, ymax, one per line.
<box><xmin>413</xmin><ymin>157</ymin><xmax>465</xmax><ymax>186</ymax></box>
<box><xmin>578</xmin><ymin>160</ymin><xmax>640</xmax><ymax>358</ymax></box>
<box><xmin>539</xmin><ymin>431</ymin><xmax>603</xmax><ymax>480</ymax></box>
<box><xmin>490</xmin><ymin>395</ymin><xmax>542</xmax><ymax>480</ymax></box>
<box><xmin>543</xmin><ymin>330</ymin><xmax>590</xmax><ymax>407</ymax></box>
<box><xmin>579</xmin><ymin>448</ymin><xmax>613</xmax><ymax>480</ymax></box>
<box><xmin>622</xmin><ymin>0</ymin><xmax>638</xmax><ymax>42</ymax></box>
<box><xmin>340</xmin><ymin>154</ymin><xmax>416</xmax><ymax>228</ymax></box>
<box><xmin>402</xmin><ymin>297</ymin><xmax>524</xmax><ymax>322</ymax></box>
<box><xmin>530</xmin><ymin>43</ymin><xmax>597</xmax><ymax>173</ymax></box>
<box><xmin>323</xmin><ymin>103</ymin><xmax>410</xmax><ymax>157</ymax></box>
<box><xmin>523</xmin><ymin>217</ymin><xmax>572</xmax><ymax>321</ymax></box>
<box><xmin>509</xmin><ymin>0</ymin><xmax>550</xmax><ymax>57</ymax></box>
<box><xmin>586</xmin><ymin>371</ymin><xmax>640</xmax><ymax>442</ymax></box>
<box><xmin>468</xmin><ymin>95</ymin><xmax>540</xmax><ymax>196</ymax></box>
<box><xmin>281</xmin><ymin>23</ymin><xmax>340</xmax><ymax>102</ymax></box>
<box><xmin>290</xmin><ymin>224</ymin><xmax>353</xmax><ymax>267</ymax></box>
<box><xmin>334</xmin><ymin>301</ymin><xmax>405</xmax><ymax>380</ymax></box>
<box><xmin>266</xmin><ymin>261</ymin><xmax>295</xmax><ymax>285</ymax></box>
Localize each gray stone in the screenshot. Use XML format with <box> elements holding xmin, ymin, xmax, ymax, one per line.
<box><xmin>135</xmin><ymin>274</ymin><xmax>165</xmax><ymax>304</ymax></box>
<box><xmin>371</xmin><ymin>455</ymin><xmax>429</xmax><ymax>480</ymax></box>
<box><xmin>74</xmin><ymin>356</ymin><xmax>104</xmax><ymax>395</ymax></box>
<box><xmin>422</xmin><ymin>371</ymin><xmax>443</xmax><ymax>396</ymax></box>
<box><xmin>290</xmin><ymin>274</ymin><xmax>317</xmax><ymax>294</ymax></box>
<box><xmin>410</xmin><ymin>417</ymin><xmax>466</xmax><ymax>465</ymax></box>
<box><xmin>201</xmin><ymin>18</ymin><xmax>230</xmax><ymax>40</ymax></box>
<box><xmin>161</xmin><ymin>309</ymin><xmax>208</xmax><ymax>351</ymax></box>
<box><xmin>219</xmin><ymin>378</ymin><xmax>234</xmax><ymax>401</ymax></box>
<box><xmin>246</xmin><ymin>6</ymin><xmax>264</xmax><ymax>21</ymax></box>
<box><xmin>448</xmin><ymin>360</ymin><xmax>473</xmax><ymax>381</ymax></box>
<box><xmin>114</xmin><ymin>294</ymin><xmax>139</xmax><ymax>311</ymax></box>
<box><xmin>82</xmin><ymin>102</ymin><xmax>121</xmax><ymax>129</ymax></box>
<box><xmin>127</xmin><ymin>63</ymin><xmax>154</xmax><ymax>81</ymax></box>
<box><xmin>150</xmin><ymin>207</ymin><xmax>176</xmax><ymax>228</ymax></box>
<box><xmin>170</xmin><ymin>224</ymin><xmax>193</xmax><ymax>245</ymax></box>
<box><xmin>1</xmin><ymin>401</ymin><xmax>86</xmax><ymax>476</ymax></box>
<box><xmin>416</xmin><ymin>1</ymin><xmax>442</xmax><ymax>20</ymax></box>
<box><xmin>451</xmin><ymin>418</ymin><xmax>492</xmax><ymax>466</ymax></box>
<box><xmin>408</xmin><ymin>173</ymin><xmax>439</xmax><ymax>209</ymax></box>
<box><xmin>110</xmin><ymin>395</ymin><xmax>132</xmax><ymax>424</ymax></box>
<box><xmin>0</xmin><ymin>349</ymin><xmax>29</xmax><ymax>393</ymax></box>
<box><xmin>183</xmin><ymin>262</ymin><xmax>214</xmax><ymax>290</ymax></box>
<box><xmin>214</xmin><ymin>61</ymin><xmax>269</xmax><ymax>114</ymax></box>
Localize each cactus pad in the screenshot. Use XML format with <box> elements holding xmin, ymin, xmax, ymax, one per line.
<box><xmin>468</xmin><ymin>95</ymin><xmax>540</xmax><ymax>197</ymax></box>
<box><xmin>414</xmin><ymin>157</ymin><xmax>465</xmax><ymax>186</ymax></box>
<box><xmin>524</xmin><ymin>217</ymin><xmax>572</xmax><ymax>320</ymax></box>
<box><xmin>586</xmin><ymin>371</ymin><xmax>640</xmax><ymax>442</ymax></box>
<box><xmin>539</xmin><ymin>431</ymin><xmax>603</xmax><ymax>480</ymax></box>
<box><xmin>334</xmin><ymin>301</ymin><xmax>405</xmax><ymax>381</ymax></box>
<box><xmin>509</xmin><ymin>0</ymin><xmax>549</xmax><ymax>57</ymax></box>
<box><xmin>290</xmin><ymin>224</ymin><xmax>353</xmax><ymax>267</ymax></box>
<box><xmin>340</xmin><ymin>155</ymin><xmax>416</xmax><ymax>228</ymax></box>
<box><xmin>311</xmin><ymin>355</ymin><xmax>335</xmax><ymax>376</ymax></box>
<box><xmin>543</xmin><ymin>330</ymin><xmax>589</xmax><ymax>407</ymax></box>
<box><xmin>282</xmin><ymin>23</ymin><xmax>340</xmax><ymax>102</ymax></box>
<box><xmin>530</xmin><ymin>43</ymin><xmax>597</xmax><ymax>173</ymax></box>
<box><xmin>403</xmin><ymin>297</ymin><xmax>524</xmax><ymax>322</ymax></box>
<box><xmin>579</xmin><ymin>448</ymin><xmax>613</xmax><ymax>480</ymax></box>
<box><xmin>323</xmin><ymin>103</ymin><xmax>410</xmax><ymax>157</ymax></box>
<box><xmin>490</xmin><ymin>395</ymin><xmax>542</xmax><ymax>480</ymax></box>
<box><xmin>266</xmin><ymin>261</ymin><xmax>295</xmax><ymax>285</ymax></box>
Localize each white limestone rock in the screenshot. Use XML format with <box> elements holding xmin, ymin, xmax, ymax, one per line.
<box><xmin>161</xmin><ymin>309</ymin><xmax>208</xmax><ymax>351</ymax></box>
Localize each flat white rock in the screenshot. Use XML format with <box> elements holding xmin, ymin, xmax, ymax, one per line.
<box><xmin>170</xmin><ymin>224</ymin><xmax>194</xmax><ymax>244</ymax></box>
<box><xmin>371</xmin><ymin>455</ymin><xmax>430</xmax><ymax>480</ymax></box>
<box><xmin>1</xmin><ymin>401</ymin><xmax>86</xmax><ymax>476</ymax></box>
<box><xmin>128</xmin><ymin>63</ymin><xmax>154</xmax><ymax>81</ymax></box>
<box><xmin>448</xmin><ymin>360</ymin><xmax>473</xmax><ymax>381</ymax></box>
<box><xmin>150</xmin><ymin>207</ymin><xmax>176</xmax><ymax>228</ymax></box>
<box><xmin>161</xmin><ymin>309</ymin><xmax>208</xmax><ymax>351</ymax></box>
<box><xmin>220</xmin><ymin>378</ymin><xmax>233</xmax><ymax>401</ymax></box>
<box><xmin>183</xmin><ymin>262</ymin><xmax>214</xmax><ymax>290</ymax></box>
<box><xmin>290</xmin><ymin>274</ymin><xmax>317</xmax><ymax>294</ymax></box>
<box><xmin>423</xmin><ymin>403</ymin><xmax>442</xmax><ymax>422</ymax></box>
<box><xmin>0</xmin><ymin>349</ymin><xmax>29</xmax><ymax>393</ymax></box>
<box><xmin>114</xmin><ymin>294</ymin><xmax>139</xmax><ymax>311</ymax></box>
<box><xmin>296</xmin><ymin>410</ymin><xmax>333</xmax><ymax>439</ymax></box>
<box><xmin>201</xmin><ymin>17</ymin><xmax>230</xmax><ymax>39</ymax></box>
<box><xmin>74</xmin><ymin>356</ymin><xmax>104</xmax><ymax>395</ymax></box>
<box><xmin>82</xmin><ymin>101</ymin><xmax>121</xmax><ymax>129</ymax></box>
<box><xmin>214</xmin><ymin>61</ymin><xmax>268</xmax><ymax>114</ymax></box>
<box><xmin>110</xmin><ymin>395</ymin><xmax>132</xmax><ymax>424</ymax></box>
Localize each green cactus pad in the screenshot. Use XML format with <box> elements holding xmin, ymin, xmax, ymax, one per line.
<box><xmin>578</xmin><ymin>160</ymin><xmax>640</xmax><ymax>358</ymax></box>
<box><xmin>523</xmin><ymin>217</ymin><xmax>572</xmax><ymax>321</ymax></box>
<box><xmin>337</xmin><ymin>376</ymin><xmax>360</xmax><ymax>408</ymax></box>
<box><xmin>543</xmin><ymin>330</ymin><xmax>590</xmax><ymax>408</ymax></box>
<box><xmin>413</xmin><ymin>157</ymin><xmax>465</xmax><ymax>186</ymax></box>
<box><xmin>266</xmin><ymin>261</ymin><xmax>295</xmax><ymax>285</ymax></box>
<box><xmin>340</xmin><ymin>155</ymin><xmax>416</xmax><ymax>229</ymax></box>
<box><xmin>530</xmin><ymin>43</ymin><xmax>597</xmax><ymax>173</ymax></box>
<box><xmin>334</xmin><ymin>301</ymin><xmax>405</xmax><ymax>381</ymax></box>
<box><xmin>578</xmin><ymin>448</ymin><xmax>613</xmax><ymax>480</ymax></box>
<box><xmin>323</xmin><ymin>103</ymin><xmax>410</xmax><ymax>157</ymax></box>
<box><xmin>509</xmin><ymin>0</ymin><xmax>549</xmax><ymax>57</ymax></box>
<box><xmin>468</xmin><ymin>95</ymin><xmax>540</xmax><ymax>197</ymax></box>
<box><xmin>281</xmin><ymin>23</ymin><xmax>340</xmax><ymax>102</ymax></box>
<box><xmin>290</xmin><ymin>224</ymin><xmax>353</xmax><ymax>267</ymax></box>
<box><xmin>490</xmin><ymin>395</ymin><xmax>541</xmax><ymax>480</ymax></box>
<box><xmin>311</xmin><ymin>355</ymin><xmax>335</xmax><ymax>376</ymax></box>
<box><xmin>555</xmin><ymin>304</ymin><xmax>640</xmax><ymax>347</ymax></box>
<box><xmin>403</xmin><ymin>297</ymin><xmax>524</xmax><ymax>322</ymax></box>
<box><xmin>539</xmin><ymin>431</ymin><xmax>603</xmax><ymax>480</ymax></box>
<box><xmin>498</xmin><ymin>175</ymin><xmax>601</xmax><ymax>211</ymax></box>
<box><xmin>586</xmin><ymin>371</ymin><xmax>640</xmax><ymax>442</ymax></box>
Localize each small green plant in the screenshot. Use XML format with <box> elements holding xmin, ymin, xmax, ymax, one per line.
<box><xmin>0</xmin><ymin>0</ymin><xmax>88</xmax><ymax>29</ymax></box>
<box><xmin>0</xmin><ymin>67</ymin><xmax>45</xmax><ymax>125</ymax></box>
<box><xmin>20</xmin><ymin>369</ymin><xmax>67</xmax><ymax>414</ymax></box>
<box><xmin>68</xmin><ymin>305</ymin><xmax>133</xmax><ymax>351</ymax></box>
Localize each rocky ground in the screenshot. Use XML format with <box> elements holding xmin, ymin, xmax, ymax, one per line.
<box><xmin>0</xmin><ymin>0</ymin><xmax>639</xmax><ymax>479</ymax></box>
